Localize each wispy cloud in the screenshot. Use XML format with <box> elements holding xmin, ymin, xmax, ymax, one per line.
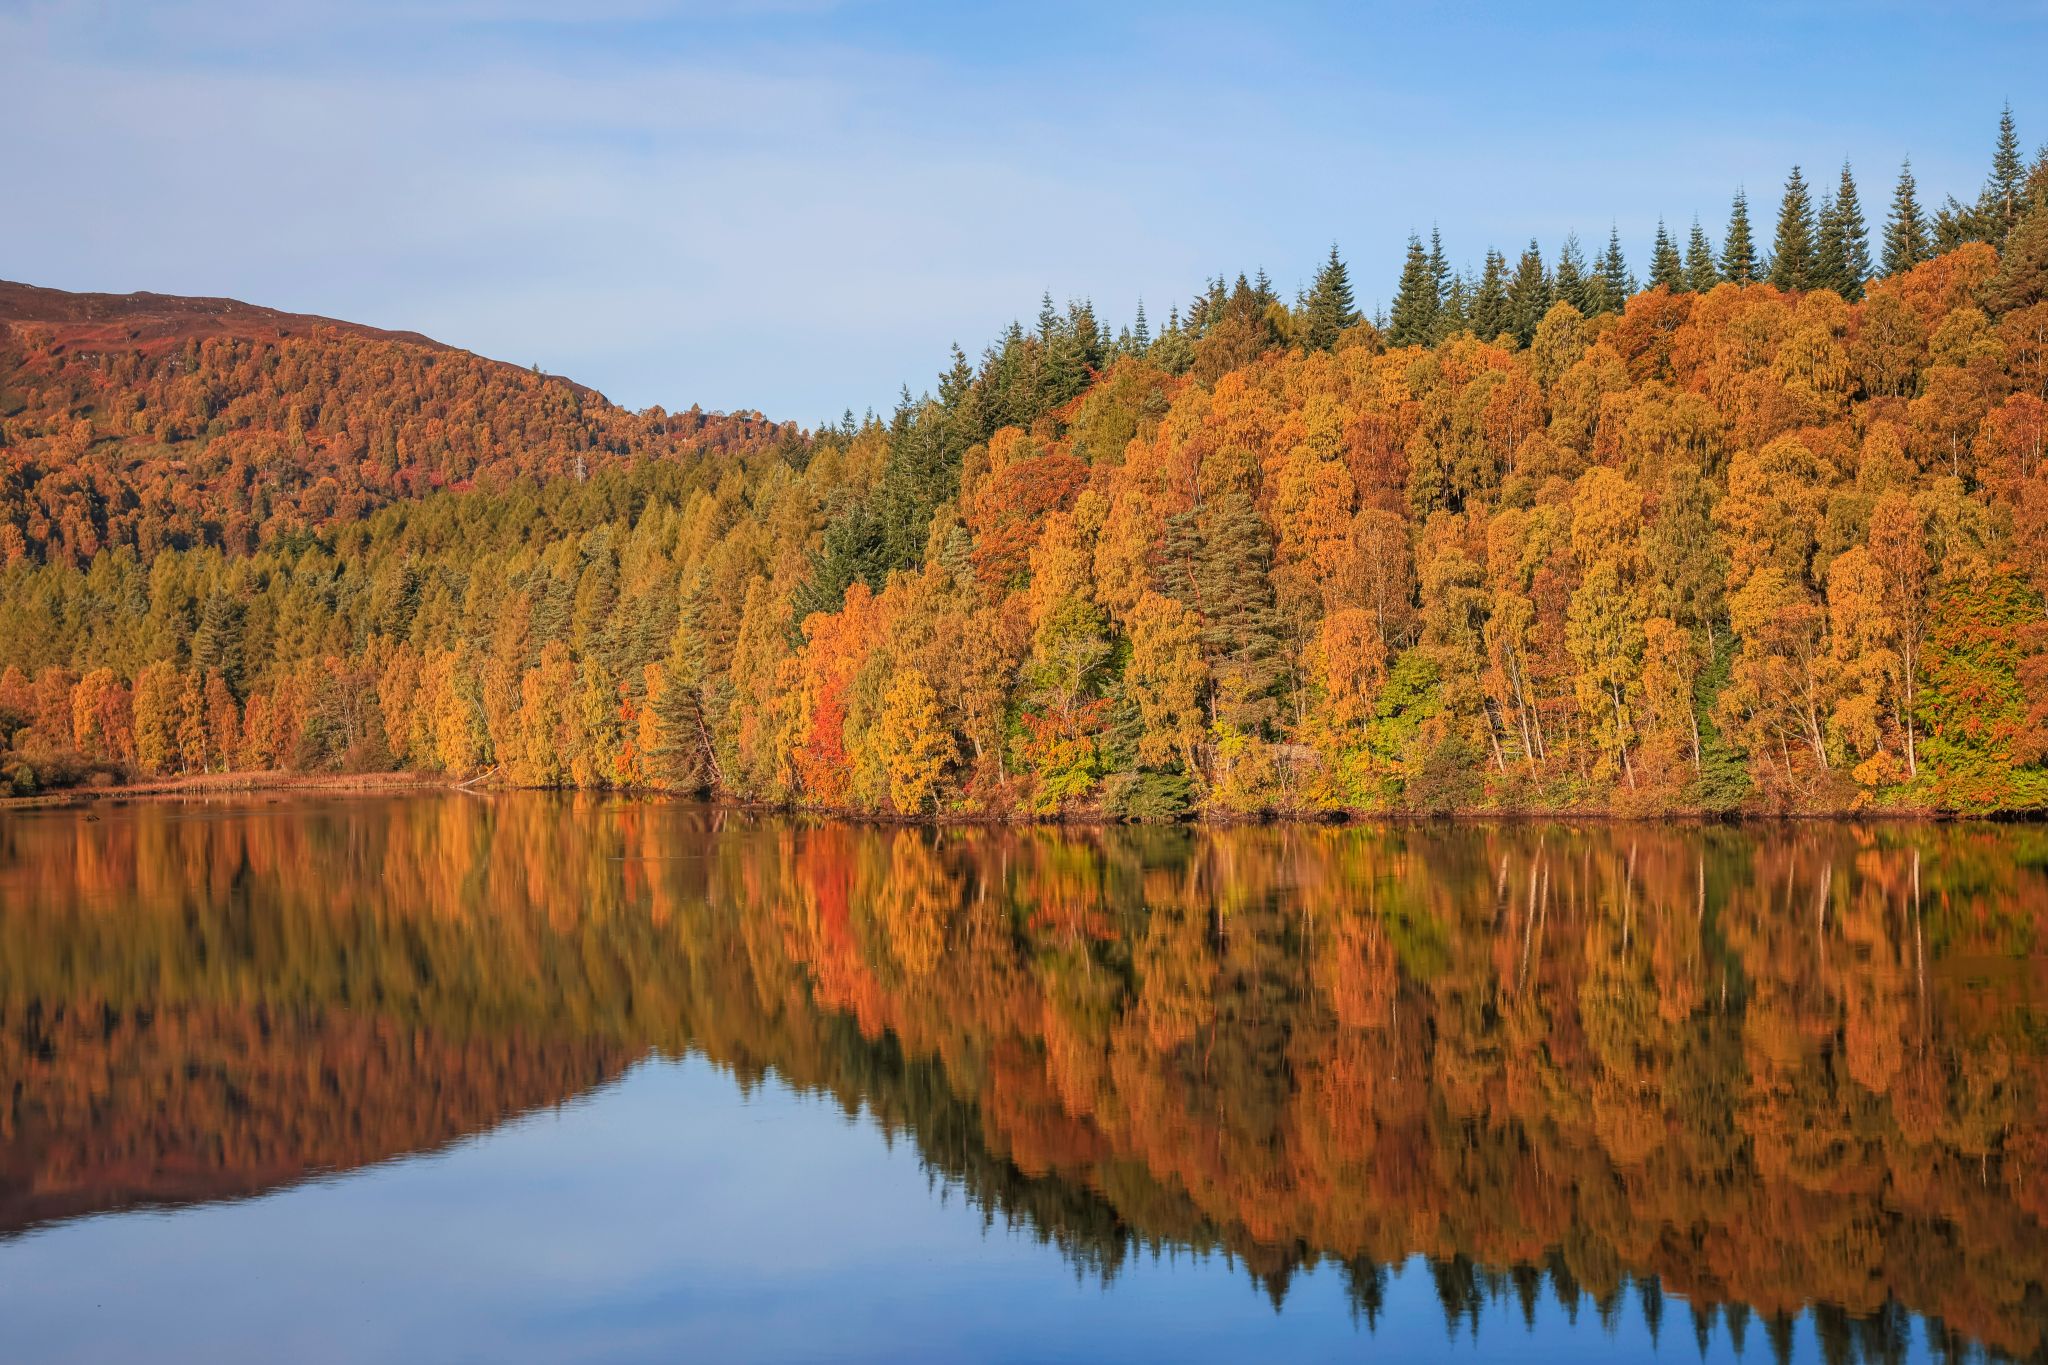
<box><xmin>2</xmin><ymin>1</ymin><xmax>2038</xmax><ymax>419</ymax></box>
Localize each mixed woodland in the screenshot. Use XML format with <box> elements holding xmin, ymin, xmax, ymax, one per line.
<box><xmin>5</xmin><ymin>112</ymin><xmax>2048</xmax><ymax>816</ymax></box>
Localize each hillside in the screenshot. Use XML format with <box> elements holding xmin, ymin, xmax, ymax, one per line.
<box><xmin>2</xmin><ymin>117</ymin><xmax>2047</xmax><ymax>817</ymax></box>
<box><xmin>0</xmin><ymin>280</ymin><xmax>454</xmax><ymax>353</ymax></box>
<box><xmin>0</xmin><ymin>281</ymin><xmax>796</xmax><ymax>564</ymax></box>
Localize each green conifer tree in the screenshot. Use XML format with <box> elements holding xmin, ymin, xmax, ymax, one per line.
<box><xmin>1814</xmin><ymin>160</ymin><xmax>1870</xmax><ymax>299</ymax></box>
<box><xmin>937</xmin><ymin>343</ymin><xmax>974</xmax><ymax>409</ymax></box>
<box><xmin>1934</xmin><ymin>106</ymin><xmax>2030</xmax><ymax>251</ymax></box>
<box><xmin>192</xmin><ymin>590</ymin><xmax>246</xmax><ymax>695</ymax></box>
<box><xmin>1883</xmin><ymin>158</ymin><xmax>1930</xmax><ymax>275</ymax></box>
<box><xmin>1472</xmin><ymin>248</ymin><xmax>1510</xmax><ymax>339</ymax></box>
<box><xmin>1301</xmin><ymin>243</ymin><xmax>1359</xmax><ymax>351</ymax></box>
<box><xmin>1982</xmin><ymin>201</ymin><xmax>2048</xmax><ymax>313</ymax></box>
<box><xmin>1553</xmin><ymin>233</ymin><xmax>1592</xmax><ymax>315</ymax></box>
<box><xmin>1769</xmin><ymin>166</ymin><xmax>1817</xmax><ymax>290</ymax></box>
<box><xmin>1596</xmin><ymin>225</ymin><xmax>1633</xmax><ymax>311</ymax></box>
<box><xmin>1684</xmin><ymin>218</ymin><xmax>1719</xmax><ymax>292</ymax></box>
<box><xmin>1427</xmin><ymin>227</ymin><xmax>1451</xmax><ymax>309</ymax></box>
<box><xmin>1505</xmin><ymin>240</ymin><xmax>1551</xmax><ymax>345</ymax></box>
<box><xmin>1436</xmin><ymin>272</ymin><xmax>1471</xmax><ymax>341</ymax></box>
<box><xmin>1161</xmin><ymin>490</ymin><xmax>1287</xmax><ymax>735</ymax></box>
<box><xmin>1721</xmin><ymin>190</ymin><xmax>1759</xmax><ymax>285</ymax></box>
<box><xmin>1990</xmin><ymin>101</ymin><xmax>2027</xmax><ymax>244</ymax></box>
<box><xmin>1649</xmin><ymin>221</ymin><xmax>1684</xmax><ymax>291</ymax></box>
<box><xmin>1387</xmin><ymin>234</ymin><xmax>1440</xmax><ymax>348</ymax></box>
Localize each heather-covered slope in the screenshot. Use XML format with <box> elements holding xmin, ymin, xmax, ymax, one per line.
<box><xmin>0</xmin><ymin>281</ymin><xmax>796</xmax><ymax>564</ymax></box>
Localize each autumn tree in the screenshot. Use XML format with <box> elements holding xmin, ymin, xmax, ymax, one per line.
<box><xmin>874</xmin><ymin>668</ymin><xmax>951</xmax><ymax>812</ymax></box>
<box><xmin>1125</xmin><ymin>591</ymin><xmax>1208</xmax><ymax>777</ymax></box>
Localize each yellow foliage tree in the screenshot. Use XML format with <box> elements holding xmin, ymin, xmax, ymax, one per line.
<box><xmin>874</xmin><ymin>668</ymin><xmax>951</xmax><ymax>813</ymax></box>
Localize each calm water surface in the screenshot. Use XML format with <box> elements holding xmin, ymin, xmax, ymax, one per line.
<box><xmin>1</xmin><ymin>795</ymin><xmax>2045</xmax><ymax>1363</ymax></box>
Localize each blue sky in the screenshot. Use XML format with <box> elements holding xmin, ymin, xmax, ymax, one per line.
<box><xmin>2</xmin><ymin>1</ymin><xmax>2043</xmax><ymax>424</ymax></box>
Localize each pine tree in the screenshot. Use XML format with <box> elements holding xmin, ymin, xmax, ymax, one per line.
<box><xmin>1813</xmin><ymin>190</ymin><xmax>1837</xmax><ymax>285</ymax></box>
<box><xmin>1387</xmin><ymin>234</ymin><xmax>1440</xmax><ymax>348</ymax></box>
<box><xmin>1472</xmin><ymin>248</ymin><xmax>1510</xmax><ymax>340</ymax></box>
<box><xmin>1436</xmin><ymin>272</ymin><xmax>1471</xmax><ymax>341</ymax></box>
<box><xmin>1991</xmin><ymin>101</ymin><xmax>2027</xmax><ymax>244</ymax></box>
<box><xmin>1982</xmin><ymin>202</ymin><xmax>2048</xmax><ymax>313</ymax></box>
<box><xmin>1935</xmin><ymin>106</ymin><xmax>2030</xmax><ymax>251</ymax></box>
<box><xmin>1505</xmin><ymin>240</ymin><xmax>1551</xmax><ymax>345</ymax></box>
<box><xmin>1553</xmin><ymin>232</ymin><xmax>1592</xmax><ymax>315</ymax></box>
<box><xmin>1814</xmin><ymin>160</ymin><xmax>1870</xmax><ymax>299</ymax></box>
<box><xmin>1721</xmin><ymin>190</ymin><xmax>1759</xmax><ymax>285</ymax></box>
<box><xmin>1684</xmin><ymin>218</ymin><xmax>1719</xmax><ymax>292</ymax></box>
<box><xmin>1160</xmin><ymin>491</ymin><xmax>1286</xmax><ymax>735</ymax></box>
<box><xmin>1597</xmin><ymin>225</ymin><xmax>1633</xmax><ymax>311</ymax></box>
<box><xmin>1769</xmin><ymin>166</ymin><xmax>1817</xmax><ymax>290</ymax></box>
<box><xmin>1149</xmin><ymin>305</ymin><xmax>1193</xmax><ymax>374</ymax></box>
<box><xmin>192</xmin><ymin>590</ymin><xmax>246</xmax><ymax>694</ymax></box>
<box><xmin>1882</xmin><ymin>158</ymin><xmax>1929</xmax><ymax>276</ymax></box>
<box><xmin>1427</xmin><ymin>227</ymin><xmax>1451</xmax><ymax>308</ymax></box>
<box><xmin>1301</xmin><ymin>243</ymin><xmax>1359</xmax><ymax>351</ymax></box>
<box><xmin>1132</xmin><ymin>299</ymin><xmax>1151</xmax><ymax>351</ymax></box>
<box><xmin>1649</xmin><ymin>221</ymin><xmax>1684</xmax><ymax>291</ymax></box>
<box><xmin>937</xmin><ymin>344</ymin><xmax>974</xmax><ymax>412</ymax></box>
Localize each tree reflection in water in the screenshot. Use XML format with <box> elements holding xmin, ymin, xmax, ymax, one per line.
<box><xmin>2</xmin><ymin>796</ymin><xmax>2044</xmax><ymax>1361</ymax></box>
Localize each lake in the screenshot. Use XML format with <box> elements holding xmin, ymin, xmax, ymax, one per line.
<box><xmin>1</xmin><ymin>795</ymin><xmax>2044</xmax><ymax>1363</ymax></box>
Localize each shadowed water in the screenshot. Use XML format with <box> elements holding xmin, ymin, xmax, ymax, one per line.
<box><xmin>1</xmin><ymin>795</ymin><xmax>2045</xmax><ymax>1363</ymax></box>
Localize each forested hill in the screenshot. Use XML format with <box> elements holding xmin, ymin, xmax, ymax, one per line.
<box><xmin>0</xmin><ymin>281</ymin><xmax>797</xmax><ymax>564</ymax></box>
<box><xmin>0</xmin><ymin>280</ymin><xmax>453</xmax><ymax>352</ymax></box>
<box><xmin>3</xmin><ymin>111</ymin><xmax>2048</xmax><ymax>817</ymax></box>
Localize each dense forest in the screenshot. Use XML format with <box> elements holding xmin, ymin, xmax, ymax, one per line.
<box><xmin>6</xmin><ymin>802</ymin><xmax>2046</xmax><ymax>1359</ymax></box>
<box><xmin>3</xmin><ymin>111</ymin><xmax>2048</xmax><ymax>815</ymax></box>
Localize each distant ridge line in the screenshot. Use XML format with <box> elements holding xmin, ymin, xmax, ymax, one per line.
<box><xmin>0</xmin><ymin>279</ymin><xmax>456</xmax><ymax>352</ymax></box>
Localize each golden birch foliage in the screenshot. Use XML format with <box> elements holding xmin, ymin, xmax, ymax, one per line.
<box><xmin>1637</xmin><ymin>615</ymin><xmax>1700</xmax><ymax>780</ymax></box>
<box><xmin>1825</xmin><ymin>545</ymin><xmax>1900</xmax><ymax>776</ymax></box>
<box><xmin>1126</xmin><ymin>591</ymin><xmax>1208</xmax><ymax>772</ymax></box>
<box><xmin>1271</xmin><ymin>395</ymin><xmax>1359</xmax><ymax>622</ymax></box>
<box><xmin>1717</xmin><ymin>436</ymin><xmax>1834</xmax><ymax>586</ymax></box>
<box><xmin>874</xmin><ymin>668</ymin><xmax>951</xmax><ymax>813</ymax></box>
<box><xmin>1306</xmin><ymin>607</ymin><xmax>1386</xmax><ymax>738</ymax></box>
<box><xmin>1566</xmin><ymin>558</ymin><xmax>1645</xmax><ymax>785</ymax></box>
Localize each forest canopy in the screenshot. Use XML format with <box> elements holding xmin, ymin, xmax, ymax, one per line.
<box><xmin>4</xmin><ymin>110</ymin><xmax>2048</xmax><ymax>817</ymax></box>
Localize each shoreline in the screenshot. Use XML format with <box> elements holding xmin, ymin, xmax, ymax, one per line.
<box><xmin>0</xmin><ymin>770</ymin><xmax>453</xmax><ymax>810</ymax></box>
<box><xmin>3</xmin><ymin>768</ymin><xmax>2043</xmax><ymax>823</ymax></box>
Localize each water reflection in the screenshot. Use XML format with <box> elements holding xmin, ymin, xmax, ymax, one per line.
<box><xmin>1</xmin><ymin>796</ymin><xmax>2045</xmax><ymax>1361</ymax></box>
